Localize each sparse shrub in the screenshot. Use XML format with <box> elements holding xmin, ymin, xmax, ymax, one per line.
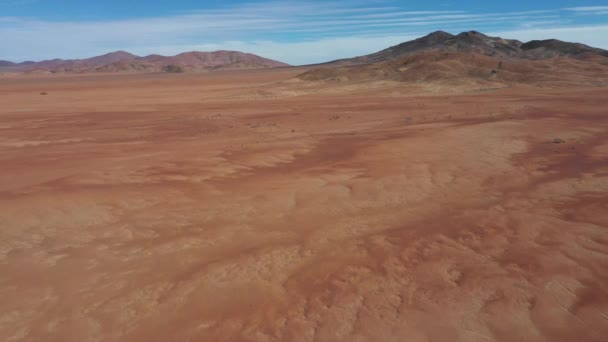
<box><xmin>163</xmin><ymin>65</ymin><xmax>184</xmax><ymax>73</ymax></box>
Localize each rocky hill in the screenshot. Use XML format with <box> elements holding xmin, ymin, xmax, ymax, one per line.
<box><xmin>2</xmin><ymin>50</ymin><xmax>289</xmax><ymax>74</ymax></box>
<box><xmin>325</xmin><ymin>31</ymin><xmax>608</xmax><ymax>66</ymax></box>
<box><xmin>297</xmin><ymin>31</ymin><xmax>608</xmax><ymax>88</ymax></box>
<box><xmin>0</xmin><ymin>60</ymin><xmax>17</xmax><ymax>67</ymax></box>
<box><xmin>298</xmin><ymin>50</ymin><xmax>608</xmax><ymax>88</ymax></box>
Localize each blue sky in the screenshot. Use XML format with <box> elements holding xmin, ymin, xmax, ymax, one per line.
<box><xmin>1</xmin><ymin>0</ymin><xmax>608</xmax><ymax>64</ymax></box>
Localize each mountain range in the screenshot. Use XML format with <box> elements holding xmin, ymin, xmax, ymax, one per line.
<box><xmin>0</xmin><ymin>50</ymin><xmax>289</xmax><ymax>74</ymax></box>
<box><xmin>325</xmin><ymin>30</ymin><xmax>608</xmax><ymax>66</ymax></box>
<box><xmin>2</xmin><ymin>30</ymin><xmax>608</xmax><ymax>79</ymax></box>
<box><xmin>295</xmin><ymin>30</ymin><xmax>608</xmax><ymax>88</ymax></box>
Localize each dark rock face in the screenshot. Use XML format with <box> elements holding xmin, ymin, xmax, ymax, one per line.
<box><xmin>521</xmin><ymin>39</ymin><xmax>608</xmax><ymax>58</ymax></box>
<box><xmin>325</xmin><ymin>31</ymin><xmax>608</xmax><ymax>66</ymax></box>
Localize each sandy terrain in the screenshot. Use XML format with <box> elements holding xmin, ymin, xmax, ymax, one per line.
<box><xmin>1</xmin><ymin>69</ymin><xmax>607</xmax><ymax>341</ymax></box>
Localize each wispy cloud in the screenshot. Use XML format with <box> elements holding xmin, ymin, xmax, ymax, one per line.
<box><xmin>564</xmin><ymin>6</ymin><xmax>608</xmax><ymax>12</ymax></box>
<box><xmin>326</xmin><ymin>10</ymin><xmax>466</xmax><ymax>19</ymax></box>
<box><xmin>0</xmin><ymin>1</ymin><xmax>607</xmax><ymax>64</ymax></box>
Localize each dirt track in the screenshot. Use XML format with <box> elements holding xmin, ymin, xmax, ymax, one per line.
<box><xmin>1</xmin><ymin>69</ymin><xmax>607</xmax><ymax>341</ymax></box>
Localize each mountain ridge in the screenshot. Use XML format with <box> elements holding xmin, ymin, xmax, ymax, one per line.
<box><xmin>3</xmin><ymin>30</ymin><xmax>608</xmax><ymax>74</ymax></box>
<box><xmin>0</xmin><ymin>60</ymin><xmax>17</xmax><ymax>67</ymax></box>
<box><xmin>323</xmin><ymin>30</ymin><xmax>608</xmax><ymax>66</ymax></box>
<box><xmin>2</xmin><ymin>50</ymin><xmax>289</xmax><ymax>73</ymax></box>
<box><xmin>296</xmin><ymin>30</ymin><xmax>608</xmax><ymax>88</ymax></box>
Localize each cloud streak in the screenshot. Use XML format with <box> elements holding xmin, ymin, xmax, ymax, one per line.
<box><xmin>564</xmin><ymin>6</ymin><xmax>608</xmax><ymax>12</ymax></box>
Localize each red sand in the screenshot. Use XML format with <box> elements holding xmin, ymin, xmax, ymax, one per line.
<box><xmin>1</xmin><ymin>69</ymin><xmax>607</xmax><ymax>341</ymax></box>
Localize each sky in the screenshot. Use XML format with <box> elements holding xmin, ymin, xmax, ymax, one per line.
<box><xmin>1</xmin><ymin>0</ymin><xmax>608</xmax><ymax>65</ymax></box>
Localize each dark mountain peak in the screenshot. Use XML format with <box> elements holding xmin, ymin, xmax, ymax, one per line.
<box><xmin>429</xmin><ymin>30</ymin><xmax>453</xmax><ymax>36</ymax></box>
<box><xmin>350</xmin><ymin>30</ymin><xmax>456</xmax><ymax>63</ymax></box>
<box><xmin>327</xmin><ymin>30</ymin><xmax>608</xmax><ymax>67</ymax></box>
<box><xmin>521</xmin><ymin>39</ymin><xmax>563</xmax><ymax>50</ymax></box>
<box><xmin>425</xmin><ymin>30</ymin><xmax>454</xmax><ymax>39</ymax></box>
<box><xmin>521</xmin><ymin>39</ymin><xmax>608</xmax><ymax>58</ymax></box>
<box><xmin>454</xmin><ymin>30</ymin><xmax>495</xmax><ymax>42</ymax></box>
<box><xmin>521</xmin><ymin>39</ymin><xmax>587</xmax><ymax>50</ymax></box>
<box><xmin>0</xmin><ymin>60</ymin><xmax>17</xmax><ymax>67</ymax></box>
<box><xmin>345</xmin><ymin>30</ymin><xmax>523</xmax><ymax>65</ymax></box>
<box><xmin>457</xmin><ymin>30</ymin><xmax>487</xmax><ymax>37</ymax></box>
<box><xmin>413</xmin><ymin>30</ymin><xmax>454</xmax><ymax>45</ymax></box>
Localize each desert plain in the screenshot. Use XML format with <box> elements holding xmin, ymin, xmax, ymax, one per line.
<box><xmin>0</xmin><ymin>68</ymin><xmax>607</xmax><ymax>341</ymax></box>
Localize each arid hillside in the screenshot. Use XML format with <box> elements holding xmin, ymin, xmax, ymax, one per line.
<box><xmin>326</xmin><ymin>30</ymin><xmax>608</xmax><ymax>66</ymax></box>
<box><xmin>2</xmin><ymin>50</ymin><xmax>289</xmax><ymax>74</ymax></box>
<box><xmin>297</xmin><ymin>50</ymin><xmax>608</xmax><ymax>88</ymax></box>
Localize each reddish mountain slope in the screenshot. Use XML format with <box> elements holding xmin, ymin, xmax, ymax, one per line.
<box><xmin>84</xmin><ymin>51</ymin><xmax>139</xmax><ymax>65</ymax></box>
<box><xmin>5</xmin><ymin>50</ymin><xmax>288</xmax><ymax>74</ymax></box>
<box><xmin>20</xmin><ymin>51</ymin><xmax>138</xmax><ymax>72</ymax></box>
<box><xmin>138</xmin><ymin>50</ymin><xmax>288</xmax><ymax>69</ymax></box>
